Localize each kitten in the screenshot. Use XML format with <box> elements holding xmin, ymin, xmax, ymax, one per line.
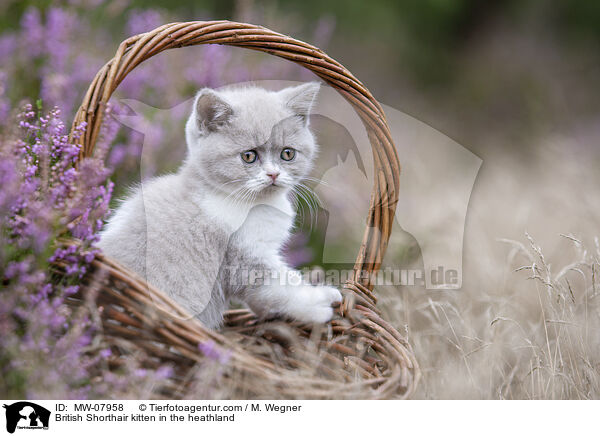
<box><xmin>98</xmin><ymin>83</ymin><xmax>342</xmax><ymax>329</ymax></box>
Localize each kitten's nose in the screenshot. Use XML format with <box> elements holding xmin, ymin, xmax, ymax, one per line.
<box><xmin>267</xmin><ymin>172</ymin><xmax>280</xmax><ymax>183</ymax></box>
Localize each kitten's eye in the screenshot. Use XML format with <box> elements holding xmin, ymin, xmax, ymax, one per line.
<box><xmin>280</xmin><ymin>148</ymin><xmax>296</xmax><ymax>161</ymax></box>
<box><xmin>241</xmin><ymin>150</ymin><xmax>257</xmax><ymax>163</ymax></box>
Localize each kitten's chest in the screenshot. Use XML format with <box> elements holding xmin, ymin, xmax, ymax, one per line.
<box><xmin>237</xmin><ymin>203</ymin><xmax>294</xmax><ymax>250</ymax></box>
<box><xmin>201</xmin><ymin>192</ymin><xmax>295</xmax><ymax>251</ymax></box>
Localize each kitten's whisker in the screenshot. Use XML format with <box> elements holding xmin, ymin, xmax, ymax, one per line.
<box><xmin>289</xmin><ymin>186</ymin><xmax>304</xmax><ymax>226</ymax></box>
<box><xmin>238</xmin><ymin>188</ymin><xmax>254</xmax><ymax>208</ymax></box>
<box><xmin>302</xmin><ymin>176</ymin><xmax>330</xmax><ymax>187</ymax></box>
<box><xmin>295</xmin><ymin>183</ymin><xmax>321</xmax><ymax>230</ymax></box>
<box><xmin>288</xmin><ymin>189</ymin><xmax>302</xmax><ymax>225</ymax></box>
<box><xmin>223</xmin><ymin>184</ymin><xmax>248</xmax><ymax>205</ymax></box>
<box><xmin>297</xmin><ymin>182</ymin><xmax>323</xmax><ymax>208</ymax></box>
<box><xmin>223</xmin><ymin>184</ymin><xmax>244</xmax><ymax>199</ymax></box>
<box><xmin>249</xmin><ymin>189</ymin><xmax>258</xmax><ymax>209</ymax></box>
<box><xmin>220</xmin><ymin>178</ymin><xmax>247</xmax><ymax>187</ymax></box>
<box><xmin>238</xmin><ymin>184</ymin><xmax>261</xmax><ymax>210</ymax></box>
<box><xmin>240</xmin><ymin>187</ymin><xmax>254</xmax><ymax>205</ymax></box>
<box><xmin>228</xmin><ymin>184</ymin><xmax>253</xmax><ymax>211</ymax></box>
<box><xmin>291</xmin><ymin>185</ymin><xmax>316</xmax><ymax>232</ymax></box>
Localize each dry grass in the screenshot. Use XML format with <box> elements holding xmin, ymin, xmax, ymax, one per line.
<box><xmin>354</xmin><ymin>118</ymin><xmax>600</xmax><ymax>400</ymax></box>
<box><xmin>378</xmin><ymin>233</ymin><xmax>600</xmax><ymax>399</ymax></box>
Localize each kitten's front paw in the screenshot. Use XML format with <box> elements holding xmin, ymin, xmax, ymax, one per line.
<box><xmin>292</xmin><ymin>285</ymin><xmax>342</xmax><ymax>324</ymax></box>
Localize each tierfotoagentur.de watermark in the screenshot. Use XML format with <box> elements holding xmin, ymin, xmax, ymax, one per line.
<box><xmin>222</xmin><ymin>266</ymin><xmax>459</xmax><ymax>288</ymax></box>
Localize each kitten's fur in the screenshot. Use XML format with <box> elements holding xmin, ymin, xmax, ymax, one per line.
<box><xmin>98</xmin><ymin>83</ymin><xmax>342</xmax><ymax>328</ymax></box>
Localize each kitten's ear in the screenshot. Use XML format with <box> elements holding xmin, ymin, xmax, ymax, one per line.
<box><xmin>280</xmin><ymin>82</ymin><xmax>320</xmax><ymax>123</ymax></box>
<box><xmin>193</xmin><ymin>89</ymin><xmax>233</xmax><ymax>134</ymax></box>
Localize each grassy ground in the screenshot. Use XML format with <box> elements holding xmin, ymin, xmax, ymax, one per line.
<box><xmin>379</xmin><ymin>141</ymin><xmax>600</xmax><ymax>399</ymax></box>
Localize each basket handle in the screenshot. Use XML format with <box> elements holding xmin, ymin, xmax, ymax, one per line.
<box><xmin>69</xmin><ymin>20</ymin><xmax>400</xmax><ymax>292</ymax></box>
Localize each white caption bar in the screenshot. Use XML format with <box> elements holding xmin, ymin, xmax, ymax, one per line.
<box><xmin>0</xmin><ymin>400</ymin><xmax>594</xmax><ymax>435</ymax></box>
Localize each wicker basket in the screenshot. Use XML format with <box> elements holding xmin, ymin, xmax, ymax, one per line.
<box><xmin>64</xmin><ymin>20</ymin><xmax>420</xmax><ymax>399</ymax></box>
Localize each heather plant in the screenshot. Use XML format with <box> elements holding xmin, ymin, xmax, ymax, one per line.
<box><xmin>0</xmin><ymin>102</ymin><xmax>104</xmax><ymax>398</ymax></box>
<box><xmin>0</xmin><ymin>2</ymin><xmax>336</xmax><ymax>399</ymax></box>
<box><xmin>0</xmin><ymin>103</ymin><xmax>179</xmax><ymax>399</ymax></box>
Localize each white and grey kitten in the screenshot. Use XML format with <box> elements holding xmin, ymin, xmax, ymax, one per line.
<box><xmin>98</xmin><ymin>83</ymin><xmax>342</xmax><ymax>329</ymax></box>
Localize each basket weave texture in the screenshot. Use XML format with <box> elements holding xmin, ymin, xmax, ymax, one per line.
<box><xmin>64</xmin><ymin>20</ymin><xmax>420</xmax><ymax>399</ymax></box>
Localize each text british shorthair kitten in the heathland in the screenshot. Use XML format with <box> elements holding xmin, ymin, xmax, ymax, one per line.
<box><xmin>98</xmin><ymin>83</ymin><xmax>342</xmax><ymax>328</ymax></box>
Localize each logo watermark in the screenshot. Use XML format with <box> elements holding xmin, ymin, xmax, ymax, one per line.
<box><xmin>2</xmin><ymin>402</ymin><xmax>50</xmax><ymax>434</ymax></box>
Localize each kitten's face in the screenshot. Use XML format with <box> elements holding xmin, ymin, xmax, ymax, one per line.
<box><xmin>185</xmin><ymin>83</ymin><xmax>320</xmax><ymax>200</ymax></box>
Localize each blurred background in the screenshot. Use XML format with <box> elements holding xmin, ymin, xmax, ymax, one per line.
<box><xmin>1</xmin><ymin>0</ymin><xmax>599</xmax><ymax>399</ymax></box>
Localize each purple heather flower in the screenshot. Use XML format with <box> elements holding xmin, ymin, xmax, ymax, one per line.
<box><xmin>68</xmin><ymin>0</ymin><xmax>107</xmax><ymax>7</ymax></box>
<box><xmin>184</xmin><ymin>45</ymin><xmax>232</xmax><ymax>88</ymax></box>
<box><xmin>284</xmin><ymin>231</ymin><xmax>315</xmax><ymax>267</ymax></box>
<box><xmin>198</xmin><ymin>340</ymin><xmax>231</xmax><ymax>365</ymax></box>
<box><xmin>313</xmin><ymin>15</ymin><xmax>336</xmax><ymax>48</ymax></box>
<box><xmin>0</xmin><ymin>35</ymin><xmax>16</xmax><ymax>63</ymax></box>
<box><xmin>45</xmin><ymin>8</ymin><xmax>78</xmax><ymax>72</ymax></box>
<box><xmin>155</xmin><ymin>366</ymin><xmax>173</xmax><ymax>379</ymax></box>
<box><xmin>20</xmin><ymin>8</ymin><xmax>44</xmax><ymax>58</ymax></box>
<box><xmin>126</xmin><ymin>9</ymin><xmax>164</xmax><ymax>36</ymax></box>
